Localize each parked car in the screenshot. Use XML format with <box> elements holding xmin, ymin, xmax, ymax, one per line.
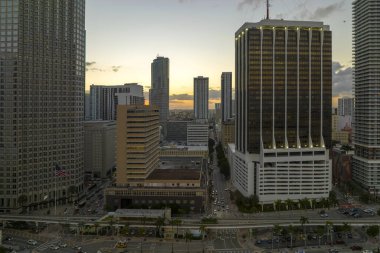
<box><xmin>350</xmin><ymin>245</ymin><xmax>363</xmax><ymax>251</ymax></box>
<box><xmin>27</xmin><ymin>239</ymin><xmax>37</xmax><ymax>245</ymax></box>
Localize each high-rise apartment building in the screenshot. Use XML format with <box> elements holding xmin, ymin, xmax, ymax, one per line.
<box><xmin>234</xmin><ymin>19</ymin><xmax>332</xmax><ymax>203</ymax></box>
<box><xmin>221</xmin><ymin>72</ymin><xmax>233</xmax><ymax>122</ymax></box>
<box><xmin>187</xmin><ymin>120</ymin><xmax>209</xmax><ymax>146</ymax></box>
<box><xmin>150</xmin><ymin>56</ymin><xmax>169</xmax><ymax>123</ymax></box>
<box><xmin>115</xmin><ymin>103</ymin><xmax>160</xmax><ymax>187</ymax></box>
<box><xmin>338</xmin><ymin>97</ymin><xmax>353</xmax><ymax>116</ymax></box>
<box><xmin>352</xmin><ymin>0</ymin><xmax>380</xmax><ymax>192</ymax></box>
<box><xmin>0</xmin><ymin>0</ymin><xmax>85</xmax><ymax>212</ymax></box>
<box><xmin>84</xmin><ymin>121</ymin><xmax>116</xmax><ymax>178</ymax></box>
<box><xmin>194</xmin><ymin>76</ymin><xmax>209</xmax><ymax>120</ymax></box>
<box><xmin>89</xmin><ymin>83</ymin><xmax>144</xmax><ymax>121</ymax></box>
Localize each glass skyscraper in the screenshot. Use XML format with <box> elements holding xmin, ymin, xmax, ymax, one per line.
<box><xmin>352</xmin><ymin>0</ymin><xmax>380</xmax><ymax>192</ymax></box>
<box><xmin>0</xmin><ymin>0</ymin><xmax>85</xmax><ymax>212</ymax></box>
<box><xmin>233</xmin><ymin>19</ymin><xmax>332</xmax><ymax>203</ymax></box>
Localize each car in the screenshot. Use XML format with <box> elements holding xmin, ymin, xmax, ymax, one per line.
<box><xmin>49</xmin><ymin>245</ymin><xmax>59</xmax><ymax>250</ymax></box>
<box><xmin>27</xmin><ymin>239</ymin><xmax>37</xmax><ymax>245</ymax></box>
<box><xmin>353</xmin><ymin>213</ymin><xmax>360</xmax><ymax>218</ymax></box>
<box><xmin>255</xmin><ymin>240</ymin><xmax>262</xmax><ymax>244</ymax></box>
<box><xmin>350</xmin><ymin>245</ymin><xmax>363</xmax><ymax>251</ymax></box>
<box><xmin>335</xmin><ymin>239</ymin><xmax>345</xmax><ymax>244</ymax></box>
<box><xmin>59</xmin><ymin>243</ymin><xmax>67</xmax><ymax>248</ymax></box>
<box><xmin>329</xmin><ymin>249</ymin><xmax>339</xmax><ymax>253</ymax></box>
<box><xmin>347</xmin><ymin>233</ymin><xmax>353</xmax><ymax>239</ymax></box>
<box><xmin>320</xmin><ymin>213</ymin><xmax>329</xmax><ymax>218</ymax></box>
<box><xmin>4</xmin><ymin>236</ymin><xmax>12</xmax><ymax>241</ymax></box>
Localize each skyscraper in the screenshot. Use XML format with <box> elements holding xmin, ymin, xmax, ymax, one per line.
<box><xmin>115</xmin><ymin>104</ymin><xmax>160</xmax><ymax>187</ymax></box>
<box><xmin>352</xmin><ymin>0</ymin><xmax>380</xmax><ymax>192</ymax></box>
<box><xmin>0</xmin><ymin>0</ymin><xmax>85</xmax><ymax>211</ymax></box>
<box><xmin>234</xmin><ymin>19</ymin><xmax>332</xmax><ymax>203</ymax></box>
<box><xmin>221</xmin><ymin>72</ymin><xmax>232</xmax><ymax>122</ymax></box>
<box><xmin>194</xmin><ymin>76</ymin><xmax>209</xmax><ymax>120</ymax></box>
<box><xmin>89</xmin><ymin>83</ymin><xmax>144</xmax><ymax>121</ymax></box>
<box><xmin>338</xmin><ymin>97</ymin><xmax>353</xmax><ymax>116</ymax></box>
<box><xmin>150</xmin><ymin>56</ymin><xmax>169</xmax><ymax>123</ymax></box>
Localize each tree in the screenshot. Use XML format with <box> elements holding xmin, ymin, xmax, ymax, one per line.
<box><xmin>199</xmin><ymin>224</ymin><xmax>207</xmax><ymax>239</ymax></box>
<box><xmin>329</xmin><ymin>191</ymin><xmax>338</xmax><ymax>207</ymax></box>
<box><xmin>17</xmin><ymin>195</ymin><xmax>28</xmax><ymax>210</ymax></box>
<box><xmin>155</xmin><ymin>217</ymin><xmax>166</xmax><ymax>237</ymax></box>
<box><xmin>68</xmin><ymin>185</ymin><xmax>77</xmax><ymax>203</ymax></box>
<box><xmin>185</xmin><ymin>231</ymin><xmax>192</xmax><ymax>253</ymax></box>
<box><xmin>173</xmin><ymin>218</ymin><xmax>182</xmax><ymax>238</ymax></box>
<box><xmin>94</xmin><ymin>222</ymin><xmax>100</xmax><ymax>236</ymax></box>
<box><xmin>316</xmin><ymin>225</ymin><xmax>324</xmax><ymax>248</ymax></box>
<box><xmin>274</xmin><ymin>199</ymin><xmax>282</xmax><ymax>211</ymax></box>
<box><xmin>367</xmin><ymin>226</ymin><xmax>380</xmax><ymax>238</ymax></box>
<box><xmin>285</xmin><ymin>199</ymin><xmax>294</xmax><ymax>210</ymax></box>
<box><xmin>325</xmin><ymin>221</ymin><xmax>334</xmax><ymax>246</ymax></box>
<box><xmin>273</xmin><ymin>224</ymin><xmax>282</xmax><ymax>250</ymax></box>
<box><xmin>287</xmin><ymin>225</ymin><xmax>295</xmax><ymax>249</ymax></box>
<box><xmin>311</xmin><ymin>199</ymin><xmax>317</xmax><ymax>210</ymax></box>
<box><xmin>342</xmin><ymin>222</ymin><xmax>351</xmax><ymax>235</ymax></box>
<box><xmin>300</xmin><ymin>216</ymin><xmax>309</xmax><ymax>247</ymax></box>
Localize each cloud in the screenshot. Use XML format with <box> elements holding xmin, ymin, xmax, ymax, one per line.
<box><xmin>86</xmin><ymin>61</ymin><xmax>106</xmax><ymax>72</ymax></box>
<box><xmin>237</xmin><ymin>0</ymin><xmax>262</xmax><ymax>10</ymax></box>
<box><xmin>86</xmin><ymin>61</ymin><xmax>96</xmax><ymax>66</ymax></box>
<box><xmin>309</xmin><ymin>1</ymin><xmax>345</xmax><ymax>20</ymax></box>
<box><xmin>209</xmin><ymin>88</ymin><xmax>221</xmax><ymax>100</ymax></box>
<box><xmin>112</xmin><ymin>66</ymin><xmax>122</xmax><ymax>72</ymax></box>
<box><xmin>170</xmin><ymin>94</ymin><xmax>193</xmax><ymax>100</ymax></box>
<box><xmin>332</xmin><ymin>61</ymin><xmax>352</xmax><ymax>97</ymax></box>
<box><xmin>295</xmin><ymin>0</ymin><xmax>345</xmax><ymax>20</ymax></box>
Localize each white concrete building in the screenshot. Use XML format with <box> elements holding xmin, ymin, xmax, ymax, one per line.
<box><xmin>338</xmin><ymin>97</ymin><xmax>353</xmax><ymax>116</ymax></box>
<box><xmin>187</xmin><ymin>121</ymin><xmax>209</xmax><ymax>146</ymax></box>
<box><xmin>352</xmin><ymin>0</ymin><xmax>380</xmax><ymax>192</ymax></box>
<box><xmin>89</xmin><ymin>83</ymin><xmax>144</xmax><ymax>121</ymax></box>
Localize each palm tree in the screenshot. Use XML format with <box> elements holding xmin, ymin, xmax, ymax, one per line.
<box><xmin>199</xmin><ymin>224</ymin><xmax>207</xmax><ymax>239</ymax></box>
<box><xmin>185</xmin><ymin>231</ymin><xmax>192</xmax><ymax>253</ymax></box>
<box><xmin>274</xmin><ymin>199</ymin><xmax>282</xmax><ymax>211</ymax></box>
<box><xmin>68</xmin><ymin>185</ymin><xmax>77</xmax><ymax>203</ymax></box>
<box><xmin>316</xmin><ymin>225</ymin><xmax>324</xmax><ymax>247</ymax></box>
<box><xmin>342</xmin><ymin>222</ymin><xmax>351</xmax><ymax>236</ymax></box>
<box><xmin>285</xmin><ymin>199</ymin><xmax>293</xmax><ymax>211</ymax></box>
<box><xmin>94</xmin><ymin>222</ymin><xmax>99</xmax><ymax>236</ymax></box>
<box><xmin>108</xmin><ymin>218</ymin><xmax>115</xmax><ymax>236</ymax></box>
<box><xmin>273</xmin><ymin>224</ymin><xmax>282</xmax><ymax>250</ymax></box>
<box><xmin>17</xmin><ymin>195</ymin><xmax>28</xmax><ymax>211</ymax></box>
<box><xmin>173</xmin><ymin>218</ymin><xmax>182</xmax><ymax>238</ymax></box>
<box><xmin>311</xmin><ymin>199</ymin><xmax>317</xmax><ymax>210</ymax></box>
<box><xmin>287</xmin><ymin>225</ymin><xmax>295</xmax><ymax>249</ymax></box>
<box><xmin>300</xmin><ymin>216</ymin><xmax>309</xmax><ymax>247</ymax></box>
<box><xmin>155</xmin><ymin>216</ymin><xmax>165</xmax><ymax>238</ymax></box>
<box><xmin>325</xmin><ymin>221</ymin><xmax>334</xmax><ymax>246</ymax></box>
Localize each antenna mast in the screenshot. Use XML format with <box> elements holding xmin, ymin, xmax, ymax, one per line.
<box><xmin>266</xmin><ymin>0</ymin><xmax>270</xmax><ymax>19</ymax></box>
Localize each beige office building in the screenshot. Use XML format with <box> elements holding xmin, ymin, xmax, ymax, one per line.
<box><xmin>116</xmin><ymin>104</ymin><xmax>160</xmax><ymax>187</ymax></box>
<box><xmin>84</xmin><ymin>121</ymin><xmax>116</xmax><ymax>178</ymax></box>
<box><xmin>221</xmin><ymin>119</ymin><xmax>235</xmax><ymax>148</ymax></box>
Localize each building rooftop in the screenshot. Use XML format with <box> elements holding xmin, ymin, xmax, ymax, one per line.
<box><xmin>113</xmin><ymin>208</ymin><xmax>166</xmax><ymax>218</ymax></box>
<box><xmin>147</xmin><ymin>168</ymin><xmax>201</xmax><ymax>181</ymax></box>
<box><xmin>236</xmin><ymin>19</ymin><xmax>330</xmax><ymax>35</ymax></box>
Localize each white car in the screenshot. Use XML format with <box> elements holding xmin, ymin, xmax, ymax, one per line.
<box><xmin>27</xmin><ymin>239</ymin><xmax>37</xmax><ymax>245</ymax></box>
<box><xmin>49</xmin><ymin>245</ymin><xmax>59</xmax><ymax>250</ymax></box>
<box><xmin>59</xmin><ymin>243</ymin><xmax>67</xmax><ymax>248</ymax></box>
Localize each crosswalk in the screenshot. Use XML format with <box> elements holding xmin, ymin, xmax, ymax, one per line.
<box><xmin>214</xmin><ymin>250</ymin><xmax>251</xmax><ymax>253</ymax></box>
<box><xmin>35</xmin><ymin>237</ymin><xmax>61</xmax><ymax>251</ymax></box>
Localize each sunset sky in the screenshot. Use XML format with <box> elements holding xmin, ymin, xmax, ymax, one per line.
<box><xmin>85</xmin><ymin>0</ymin><xmax>353</xmax><ymax>109</ymax></box>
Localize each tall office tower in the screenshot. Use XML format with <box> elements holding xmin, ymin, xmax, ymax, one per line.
<box><xmin>115</xmin><ymin>102</ymin><xmax>160</xmax><ymax>187</ymax></box>
<box><xmin>338</xmin><ymin>97</ymin><xmax>353</xmax><ymax>116</ymax></box>
<box><xmin>221</xmin><ymin>72</ymin><xmax>233</xmax><ymax>122</ymax></box>
<box><xmin>0</xmin><ymin>0</ymin><xmax>85</xmax><ymax>212</ymax></box>
<box><xmin>352</xmin><ymin>0</ymin><xmax>380</xmax><ymax>192</ymax></box>
<box><xmin>150</xmin><ymin>56</ymin><xmax>169</xmax><ymax>123</ymax></box>
<box><xmin>89</xmin><ymin>83</ymin><xmax>144</xmax><ymax>121</ymax></box>
<box><xmin>194</xmin><ymin>76</ymin><xmax>209</xmax><ymax>120</ymax></box>
<box><xmin>234</xmin><ymin>19</ymin><xmax>332</xmax><ymax>203</ymax></box>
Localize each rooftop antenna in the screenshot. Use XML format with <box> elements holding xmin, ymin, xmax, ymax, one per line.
<box><xmin>266</xmin><ymin>0</ymin><xmax>270</xmax><ymax>20</ymax></box>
